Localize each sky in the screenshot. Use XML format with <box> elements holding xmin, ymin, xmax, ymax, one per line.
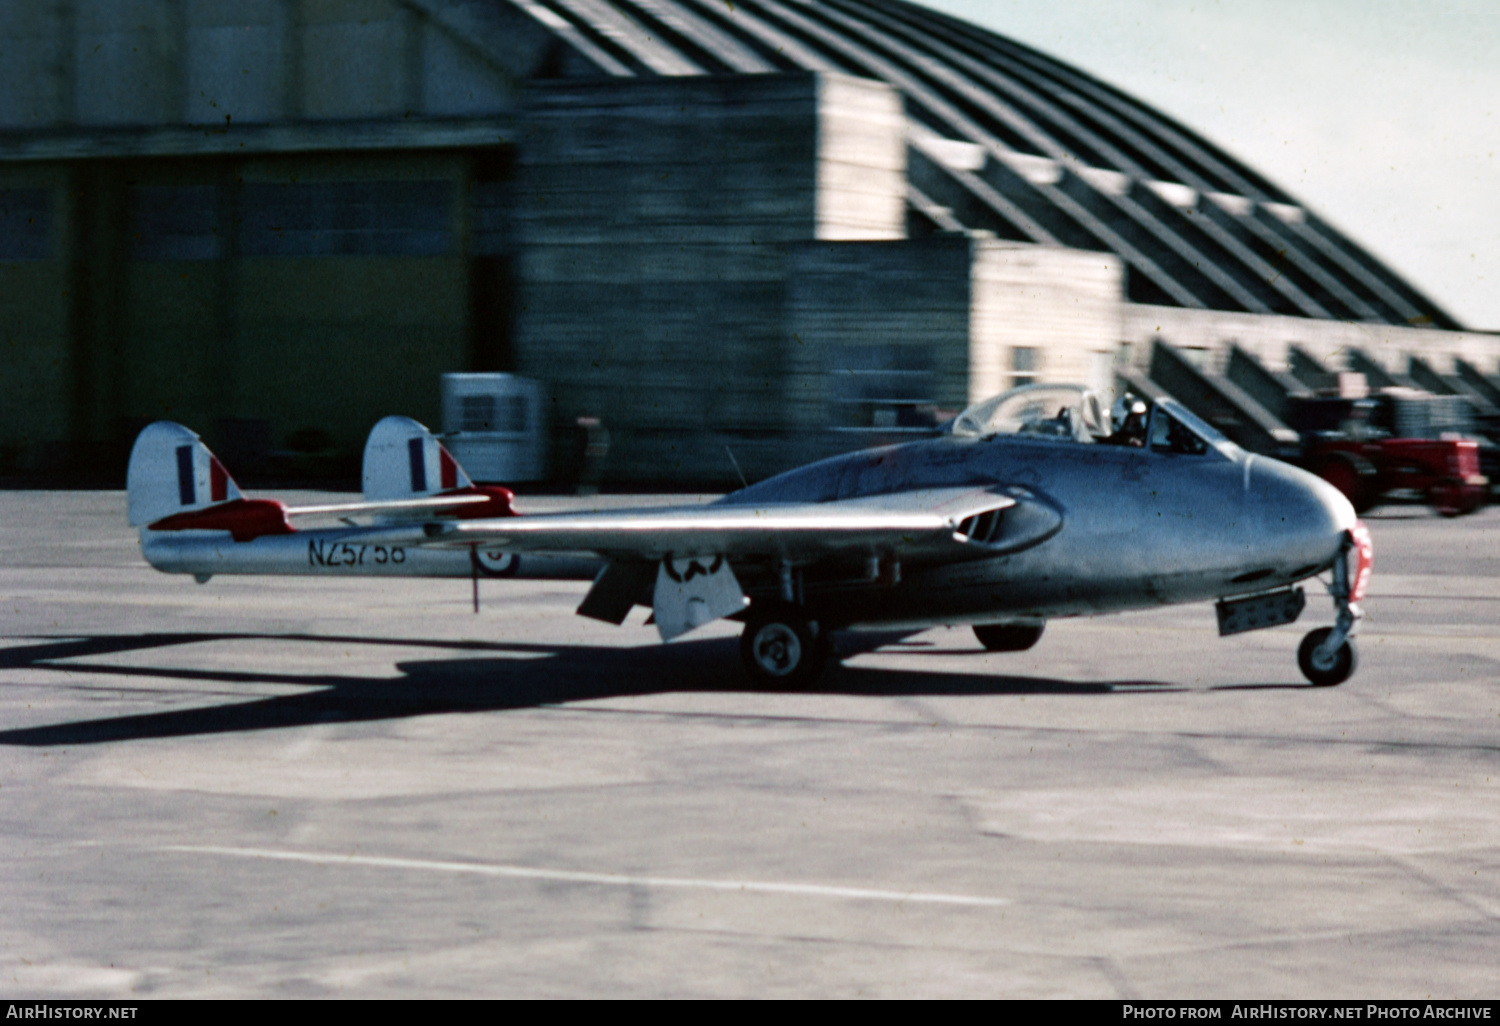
<box><xmin>910</xmin><ymin>0</ymin><xmax>1500</xmax><ymax>330</ymax></box>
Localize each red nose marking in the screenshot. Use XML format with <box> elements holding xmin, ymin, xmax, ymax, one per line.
<box><xmin>1349</xmin><ymin>521</ymin><xmax>1373</xmax><ymax>603</ymax></box>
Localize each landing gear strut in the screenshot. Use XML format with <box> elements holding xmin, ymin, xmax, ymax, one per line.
<box><xmin>1297</xmin><ymin>527</ymin><xmax>1369</xmax><ymax>687</ymax></box>
<box><xmin>740</xmin><ymin>601</ymin><xmax>829</xmax><ymax>689</ymax></box>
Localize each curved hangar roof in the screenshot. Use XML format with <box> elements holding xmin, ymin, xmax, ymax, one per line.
<box><xmin>505</xmin><ymin>0</ymin><xmax>1455</xmax><ymax>329</ymax></box>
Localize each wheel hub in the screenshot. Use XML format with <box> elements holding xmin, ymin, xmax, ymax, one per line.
<box><xmin>753</xmin><ymin>624</ymin><xmax>801</xmax><ymax>675</ymax></box>
<box><xmin>1309</xmin><ymin>646</ymin><xmax>1339</xmax><ymax>672</ymax></box>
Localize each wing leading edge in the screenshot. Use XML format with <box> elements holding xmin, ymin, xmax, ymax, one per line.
<box><xmin>407</xmin><ymin>487</ymin><xmax>1020</xmax><ymax>562</ymax></box>
<box><xmin>404</xmin><ymin>486</ymin><xmax>1027</xmax><ymax>642</ymax></box>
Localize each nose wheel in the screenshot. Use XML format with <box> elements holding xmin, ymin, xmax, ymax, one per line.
<box><xmin>740</xmin><ymin>602</ymin><xmax>829</xmax><ymax>689</ymax></box>
<box><xmin>1297</xmin><ymin>525</ymin><xmax>1369</xmax><ymax>687</ymax></box>
<box><xmin>1298</xmin><ymin>627</ymin><xmax>1355</xmax><ymax>686</ymax></box>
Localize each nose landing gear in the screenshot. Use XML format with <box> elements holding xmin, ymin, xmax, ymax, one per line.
<box><xmin>1297</xmin><ymin>524</ymin><xmax>1371</xmax><ymax>687</ymax></box>
<box><xmin>1298</xmin><ymin>625</ymin><xmax>1356</xmax><ymax>686</ymax></box>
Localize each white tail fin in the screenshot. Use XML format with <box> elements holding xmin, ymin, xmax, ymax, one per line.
<box><xmin>361</xmin><ymin>416</ymin><xmax>473</xmax><ymax>501</ymax></box>
<box><xmin>127</xmin><ymin>422</ymin><xmax>245</xmax><ymax>527</ymax></box>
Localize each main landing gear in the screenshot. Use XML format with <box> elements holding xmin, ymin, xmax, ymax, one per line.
<box><xmin>973</xmin><ymin>622</ymin><xmax>1045</xmax><ymax>652</ymax></box>
<box><xmin>1297</xmin><ymin>527</ymin><xmax>1369</xmax><ymax>687</ymax></box>
<box><xmin>739</xmin><ymin>601</ymin><xmax>831</xmax><ymax>690</ymax></box>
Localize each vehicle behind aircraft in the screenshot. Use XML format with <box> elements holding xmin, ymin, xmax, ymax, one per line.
<box><xmin>1286</xmin><ymin>393</ymin><xmax>1488</xmax><ymax>517</ymax></box>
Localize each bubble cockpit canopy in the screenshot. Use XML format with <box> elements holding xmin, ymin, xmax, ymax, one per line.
<box><xmin>947</xmin><ymin>384</ymin><xmax>1111</xmax><ymax>442</ymax></box>
<box><xmin>946</xmin><ymin>383</ymin><xmax>1233</xmax><ymax>457</ymax></box>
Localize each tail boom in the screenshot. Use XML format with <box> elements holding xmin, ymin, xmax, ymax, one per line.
<box><xmin>129</xmin><ymin>416</ymin><xmax>584</xmax><ymax>583</ymax></box>
<box><xmin>140</xmin><ymin>528</ymin><xmax>599</xmax><ymax>581</ymax></box>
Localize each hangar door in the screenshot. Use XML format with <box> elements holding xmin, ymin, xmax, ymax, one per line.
<box><xmin>91</xmin><ymin>149</ymin><xmax>515</xmax><ymax>479</ymax></box>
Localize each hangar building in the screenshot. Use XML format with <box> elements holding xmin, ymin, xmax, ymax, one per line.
<box><xmin>2</xmin><ymin>0</ymin><xmax>1497</xmax><ymax>483</ymax></box>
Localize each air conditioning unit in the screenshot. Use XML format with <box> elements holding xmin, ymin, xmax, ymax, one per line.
<box><xmin>440</xmin><ymin>373</ymin><xmax>548</xmax><ymax>482</ymax></box>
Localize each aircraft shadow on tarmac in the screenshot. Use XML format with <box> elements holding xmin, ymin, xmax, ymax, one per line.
<box><xmin>0</xmin><ymin>630</ymin><xmax>1309</xmax><ymax>747</ymax></box>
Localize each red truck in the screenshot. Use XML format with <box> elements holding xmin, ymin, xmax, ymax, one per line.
<box><xmin>1289</xmin><ymin>394</ymin><xmax>1487</xmax><ymax>516</ymax></box>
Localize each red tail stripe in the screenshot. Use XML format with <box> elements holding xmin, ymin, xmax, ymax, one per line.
<box><xmin>210</xmin><ymin>457</ymin><xmax>229</xmax><ymax>503</ymax></box>
<box><xmin>440</xmin><ymin>447</ymin><xmax>458</xmax><ymax>490</ymax></box>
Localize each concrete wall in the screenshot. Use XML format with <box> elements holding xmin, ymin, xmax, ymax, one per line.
<box><xmin>511</xmin><ymin>73</ymin><xmax>909</xmax><ymax>482</ymax></box>
<box><xmin>0</xmin><ymin>67</ymin><xmax>915</xmax><ymax>482</ymax></box>
<box><xmin>0</xmin><ymin>3</ymin><xmax>67</xmax><ymax>129</ymax></box>
<box><xmin>0</xmin><ymin>0</ymin><xmax>541</xmax><ymax>131</ymax></box>
<box><xmin>1122</xmin><ymin>304</ymin><xmax>1500</xmax><ymax>381</ymax></box>
<box><xmin>969</xmin><ymin>243</ymin><xmax>1124</xmax><ymax>403</ymax></box>
<box><xmin>814</xmin><ymin>74</ymin><xmax>906</xmax><ymax>242</ymax></box>
<box><xmin>785</xmin><ymin>237</ymin><xmax>973</xmax><ymax>433</ymax></box>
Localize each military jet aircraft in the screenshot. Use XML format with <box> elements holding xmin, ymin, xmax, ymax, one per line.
<box><xmin>127</xmin><ymin>384</ymin><xmax>1372</xmax><ymax>688</ymax></box>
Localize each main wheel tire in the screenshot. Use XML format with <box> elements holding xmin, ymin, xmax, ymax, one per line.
<box><xmin>740</xmin><ymin>604</ymin><xmax>828</xmax><ymax>689</ymax></box>
<box><xmin>973</xmin><ymin>622</ymin><xmax>1045</xmax><ymax>652</ymax></box>
<box><xmin>1297</xmin><ymin>627</ymin><xmax>1356</xmax><ymax>687</ymax></box>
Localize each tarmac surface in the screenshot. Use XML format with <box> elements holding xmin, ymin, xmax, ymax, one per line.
<box><xmin>1</xmin><ymin>490</ymin><xmax>1498</xmax><ymax>998</ymax></box>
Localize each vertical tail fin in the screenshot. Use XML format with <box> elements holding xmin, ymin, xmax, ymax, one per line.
<box><xmin>127</xmin><ymin>422</ymin><xmax>245</xmax><ymax>527</ymax></box>
<box><xmin>361</xmin><ymin>416</ymin><xmax>474</xmax><ymax>501</ymax></box>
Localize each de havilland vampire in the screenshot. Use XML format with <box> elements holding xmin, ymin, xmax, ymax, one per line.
<box><xmin>127</xmin><ymin>385</ymin><xmax>1373</xmax><ymax>688</ymax></box>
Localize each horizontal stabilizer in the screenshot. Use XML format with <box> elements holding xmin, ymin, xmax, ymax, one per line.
<box><xmin>286</xmin><ymin>494</ymin><xmax>496</xmax><ymax>518</ymax></box>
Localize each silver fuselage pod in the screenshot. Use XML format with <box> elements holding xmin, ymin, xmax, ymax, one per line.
<box><xmin>720</xmin><ymin>432</ymin><xmax>1357</xmax><ymax>631</ymax></box>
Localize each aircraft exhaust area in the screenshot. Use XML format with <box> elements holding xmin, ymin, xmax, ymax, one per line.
<box><xmin>2</xmin><ymin>492</ymin><xmax>1499</xmax><ymax>998</ymax></box>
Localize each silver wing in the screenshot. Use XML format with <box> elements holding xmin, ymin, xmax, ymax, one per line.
<box><xmin>414</xmin><ymin>486</ymin><xmax>1020</xmax><ymax>561</ymax></box>
<box><xmin>349</xmin><ymin>485</ymin><xmax>1052</xmax><ymax>641</ymax></box>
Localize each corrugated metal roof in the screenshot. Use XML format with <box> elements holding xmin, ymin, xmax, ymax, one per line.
<box><xmin>512</xmin><ymin>0</ymin><xmax>1457</xmax><ymax>328</ymax></box>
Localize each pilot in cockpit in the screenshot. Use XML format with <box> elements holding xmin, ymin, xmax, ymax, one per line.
<box><xmin>1107</xmin><ymin>394</ymin><xmax>1149</xmax><ymax>447</ymax></box>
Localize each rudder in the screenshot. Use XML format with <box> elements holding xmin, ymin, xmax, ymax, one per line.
<box><xmin>362</xmin><ymin>416</ymin><xmax>473</xmax><ymax>501</ymax></box>
<box><xmin>127</xmin><ymin>422</ymin><xmax>244</xmax><ymax>527</ymax></box>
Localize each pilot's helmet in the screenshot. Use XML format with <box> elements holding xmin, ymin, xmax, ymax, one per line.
<box><xmin>1112</xmin><ymin>394</ymin><xmax>1149</xmax><ymax>437</ymax></box>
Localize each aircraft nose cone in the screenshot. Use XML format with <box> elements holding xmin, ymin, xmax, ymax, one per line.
<box><xmin>1250</xmin><ymin>456</ymin><xmax>1356</xmax><ymax>568</ymax></box>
